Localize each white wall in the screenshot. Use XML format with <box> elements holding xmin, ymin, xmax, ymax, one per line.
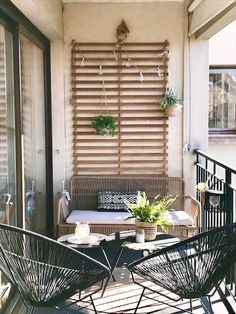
<box><xmin>10</xmin><ymin>0</ymin><xmax>63</xmax><ymax>39</ymax></box>
<box><xmin>183</xmin><ymin>36</ymin><xmax>209</xmax><ymax>196</ymax></box>
<box><xmin>209</xmin><ymin>20</ymin><xmax>236</xmax><ymax>65</ymax></box>
<box><xmin>62</xmin><ymin>2</ymin><xmax>185</xmax><ymax>185</ymax></box>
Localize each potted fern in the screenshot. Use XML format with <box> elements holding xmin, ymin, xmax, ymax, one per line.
<box><xmin>91</xmin><ymin>114</ymin><xmax>116</xmax><ymax>136</ymax></box>
<box><xmin>160</xmin><ymin>89</ymin><xmax>183</xmax><ymax>117</ymax></box>
<box><xmin>124</xmin><ymin>191</ymin><xmax>175</xmax><ymax>241</ymax></box>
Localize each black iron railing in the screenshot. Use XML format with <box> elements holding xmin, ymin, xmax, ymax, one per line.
<box><xmin>195</xmin><ymin>149</ymin><xmax>236</xmax><ymax>300</ymax></box>
<box><xmin>195</xmin><ymin>149</ymin><xmax>236</xmax><ymax>231</ymax></box>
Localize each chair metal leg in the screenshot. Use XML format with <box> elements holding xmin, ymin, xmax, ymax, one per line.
<box><xmin>208</xmin><ymin>296</ymin><xmax>213</xmax><ymax>314</ymax></box>
<box><xmin>100</xmin><ymin>246</ymin><xmax>115</xmax><ymax>281</ymax></box>
<box><xmin>26</xmin><ymin>306</ymin><xmax>34</xmax><ymax>314</ymax></box>
<box><xmin>134</xmin><ymin>287</ymin><xmax>145</xmax><ymax>314</ymax></box>
<box><xmin>189</xmin><ymin>299</ymin><xmax>193</xmax><ymax>312</ymax></box>
<box><xmin>101</xmin><ymin>246</ymin><xmax>124</xmax><ymax>297</ymax></box>
<box><xmin>90</xmin><ymin>295</ymin><xmax>97</xmax><ymax>314</ymax></box>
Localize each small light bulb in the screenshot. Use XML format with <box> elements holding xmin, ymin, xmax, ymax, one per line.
<box><xmin>80</xmin><ymin>58</ymin><xmax>85</xmax><ymax>67</ymax></box>
<box><xmin>126</xmin><ymin>58</ymin><xmax>132</xmax><ymax>68</ymax></box>
<box><xmin>98</xmin><ymin>65</ymin><xmax>103</xmax><ymax>75</ymax></box>
<box><xmin>164</xmin><ymin>48</ymin><xmax>169</xmax><ymax>55</ymax></box>
<box><xmin>139</xmin><ymin>72</ymin><xmax>144</xmax><ymax>82</ymax></box>
<box><xmin>156</xmin><ymin>66</ymin><xmax>163</xmax><ymax>77</ymax></box>
<box><xmin>113</xmin><ymin>51</ymin><xmax>118</xmax><ymax>60</ymax></box>
<box><xmin>159</xmin><ymin>49</ymin><xmax>169</xmax><ymax>57</ymax></box>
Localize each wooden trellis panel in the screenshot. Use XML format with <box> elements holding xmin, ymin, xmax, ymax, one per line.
<box><xmin>71</xmin><ymin>41</ymin><xmax>169</xmax><ymax>176</ymax></box>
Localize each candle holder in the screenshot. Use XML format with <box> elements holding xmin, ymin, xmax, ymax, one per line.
<box><xmin>75</xmin><ymin>222</ymin><xmax>90</xmax><ymax>240</ymax></box>
<box><xmin>205</xmin><ymin>190</ymin><xmax>225</xmax><ymax>211</ymax></box>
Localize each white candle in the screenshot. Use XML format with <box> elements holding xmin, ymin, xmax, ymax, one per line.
<box><xmin>136</xmin><ymin>228</ymin><xmax>145</xmax><ymax>243</ymax></box>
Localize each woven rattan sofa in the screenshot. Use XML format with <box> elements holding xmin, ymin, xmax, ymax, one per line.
<box><xmin>57</xmin><ymin>176</ymin><xmax>200</xmax><ymax>239</ymax></box>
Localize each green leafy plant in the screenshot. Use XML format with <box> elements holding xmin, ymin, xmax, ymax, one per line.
<box><xmin>160</xmin><ymin>89</ymin><xmax>183</xmax><ymax>111</ymax></box>
<box><xmin>124</xmin><ymin>191</ymin><xmax>176</xmax><ymax>231</ymax></box>
<box><xmin>91</xmin><ymin>115</ymin><xmax>116</xmax><ymax>136</ymax></box>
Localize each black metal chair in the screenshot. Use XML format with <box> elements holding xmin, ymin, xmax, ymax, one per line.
<box><xmin>128</xmin><ymin>223</ymin><xmax>236</xmax><ymax>313</ymax></box>
<box><xmin>0</xmin><ymin>223</ymin><xmax>110</xmax><ymax>313</ymax></box>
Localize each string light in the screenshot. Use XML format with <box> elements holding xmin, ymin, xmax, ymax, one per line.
<box><xmin>159</xmin><ymin>48</ymin><xmax>169</xmax><ymax>57</ymax></box>
<box><xmin>80</xmin><ymin>57</ymin><xmax>85</xmax><ymax>67</ymax></box>
<box><xmin>113</xmin><ymin>51</ymin><xmax>118</xmax><ymax>60</ymax></box>
<box><xmin>77</xmin><ymin>41</ymin><xmax>169</xmax><ymax>82</ymax></box>
<box><xmin>98</xmin><ymin>65</ymin><xmax>103</xmax><ymax>75</ymax></box>
<box><xmin>156</xmin><ymin>66</ymin><xmax>163</xmax><ymax>77</ymax></box>
<box><xmin>126</xmin><ymin>58</ymin><xmax>132</xmax><ymax>68</ymax></box>
<box><xmin>139</xmin><ymin>72</ymin><xmax>144</xmax><ymax>82</ymax></box>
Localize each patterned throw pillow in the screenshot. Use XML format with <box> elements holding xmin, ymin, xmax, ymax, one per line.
<box><xmin>97</xmin><ymin>191</ymin><xmax>142</xmax><ymax>212</ymax></box>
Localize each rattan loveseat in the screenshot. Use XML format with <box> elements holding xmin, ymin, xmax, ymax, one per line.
<box><xmin>57</xmin><ymin>176</ymin><xmax>200</xmax><ymax>239</ymax></box>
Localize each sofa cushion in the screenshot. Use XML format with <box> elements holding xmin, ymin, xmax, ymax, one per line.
<box><xmin>165</xmin><ymin>211</ymin><xmax>193</xmax><ymax>226</ymax></box>
<box><xmin>65</xmin><ymin>210</ymin><xmax>193</xmax><ymax>226</ymax></box>
<box><xmin>97</xmin><ymin>191</ymin><xmax>142</xmax><ymax>212</ymax></box>
<box><xmin>66</xmin><ymin>210</ymin><xmax>135</xmax><ymax>225</ymax></box>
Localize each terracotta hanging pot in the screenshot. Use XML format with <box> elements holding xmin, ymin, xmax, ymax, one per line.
<box><xmin>164</xmin><ymin>106</ymin><xmax>177</xmax><ymax>117</ymax></box>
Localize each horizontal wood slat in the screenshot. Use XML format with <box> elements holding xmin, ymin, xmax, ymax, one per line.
<box><xmin>73</xmin><ymin>42</ymin><xmax>168</xmax><ymax>46</ymax></box>
<box><xmin>72</xmin><ymin>72</ymin><xmax>167</xmax><ymax>77</ymax></box>
<box><xmin>72</xmin><ymin>41</ymin><xmax>169</xmax><ymax>176</ymax></box>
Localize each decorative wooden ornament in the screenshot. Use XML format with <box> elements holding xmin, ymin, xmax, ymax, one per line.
<box><xmin>116</xmin><ymin>20</ymin><xmax>129</xmax><ymax>42</ymax></box>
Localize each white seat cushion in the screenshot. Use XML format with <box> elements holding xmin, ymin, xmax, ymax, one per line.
<box><xmin>165</xmin><ymin>210</ymin><xmax>193</xmax><ymax>226</ymax></box>
<box><xmin>66</xmin><ymin>210</ymin><xmax>135</xmax><ymax>225</ymax></box>
<box><xmin>66</xmin><ymin>210</ymin><xmax>193</xmax><ymax>226</ymax></box>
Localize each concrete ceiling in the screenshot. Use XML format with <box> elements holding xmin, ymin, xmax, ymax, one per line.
<box><xmin>63</xmin><ymin>0</ymin><xmax>184</xmax><ymax>2</ymax></box>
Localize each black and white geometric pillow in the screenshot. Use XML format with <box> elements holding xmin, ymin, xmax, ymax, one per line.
<box><xmin>97</xmin><ymin>191</ymin><xmax>143</xmax><ymax>212</ymax></box>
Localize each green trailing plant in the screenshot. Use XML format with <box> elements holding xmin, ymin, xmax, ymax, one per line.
<box><xmin>160</xmin><ymin>89</ymin><xmax>183</xmax><ymax>111</ymax></box>
<box><xmin>124</xmin><ymin>191</ymin><xmax>176</xmax><ymax>231</ymax></box>
<box><xmin>91</xmin><ymin>114</ymin><xmax>116</xmax><ymax>136</ymax></box>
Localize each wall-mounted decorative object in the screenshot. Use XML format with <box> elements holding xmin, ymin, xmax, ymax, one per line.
<box><xmin>91</xmin><ymin>114</ymin><xmax>116</xmax><ymax>136</ymax></box>
<box><xmin>91</xmin><ymin>80</ymin><xmax>117</xmax><ymax>136</ymax></box>
<box><xmin>205</xmin><ymin>190</ymin><xmax>225</xmax><ymax>211</ymax></box>
<box><xmin>116</xmin><ymin>20</ymin><xmax>129</xmax><ymax>43</ymax></box>
<box><xmin>160</xmin><ymin>89</ymin><xmax>183</xmax><ymax>117</ymax></box>
<box><xmin>71</xmin><ymin>25</ymin><xmax>170</xmax><ymax>176</ymax></box>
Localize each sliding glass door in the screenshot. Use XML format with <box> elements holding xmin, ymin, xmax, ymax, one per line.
<box><xmin>0</xmin><ymin>23</ymin><xmax>17</xmax><ymax>227</ymax></box>
<box><xmin>0</xmin><ymin>3</ymin><xmax>52</xmax><ymax>311</ymax></box>
<box><xmin>0</xmin><ymin>21</ymin><xmax>17</xmax><ymax>311</ymax></box>
<box><xmin>20</xmin><ymin>34</ymin><xmax>47</xmax><ymax>232</ymax></box>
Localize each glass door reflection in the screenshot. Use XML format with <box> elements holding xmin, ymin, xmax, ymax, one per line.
<box><xmin>0</xmin><ymin>24</ymin><xmax>17</xmax><ymax>226</ymax></box>
<box><xmin>20</xmin><ymin>34</ymin><xmax>47</xmax><ymax>233</ymax></box>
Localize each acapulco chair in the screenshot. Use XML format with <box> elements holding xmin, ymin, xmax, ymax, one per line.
<box><xmin>128</xmin><ymin>223</ymin><xmax>236</xmax><ymax>313</ymax></box>
<box><xmin>0</xmin><ymin>223</ymin><xmax>110</xmax><ymax>313</ymax></box>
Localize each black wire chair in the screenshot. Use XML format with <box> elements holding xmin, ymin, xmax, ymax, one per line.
<box><xmin>128</xmin><ymin>223</ymin><xmax>236</xmax><ymax>313</ymax></box>
<box><xmin>0</xmin><ymin>223</ymin><xmax>110</xmax><ymax>313</ymax></box>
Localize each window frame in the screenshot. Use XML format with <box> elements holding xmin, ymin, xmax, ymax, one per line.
<box><xmin>209</xmin><ymin>65</ymin><xmax>236</xmax><ymax>137</ymax></box>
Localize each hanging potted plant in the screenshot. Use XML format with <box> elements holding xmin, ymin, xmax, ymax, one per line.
<box><xmin>160</xmin><ymin>89</ymin><xmax>183</xmax><ymax>117</ymax></box>
<box><xmin>91</xmin><ymin>114</ymin><xmax>116</xmax><ymax>136</ymax></box>
<box><xmin>124</xmin><ymin>191</ymin><xmax>176</xmax><ymax>241</ymax></box>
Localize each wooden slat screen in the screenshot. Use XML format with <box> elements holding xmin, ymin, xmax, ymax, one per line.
<box><xmin>71</xmin><ymin>41</ymin><xmax>169</xmax><ymax>176</ymax></box>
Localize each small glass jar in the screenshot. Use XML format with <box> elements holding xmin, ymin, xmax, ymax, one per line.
<box><xmin>75</xmin><ymin>222</ymin><xmax>90</xmax><ymax>240</ymax></box>
<box><xmin>136</xmin><ymin>228</ymin><xmax>145</xmax><ymax>243</ymax></box>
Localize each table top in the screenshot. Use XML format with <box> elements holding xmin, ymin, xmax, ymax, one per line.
<box><xmin>57</xmin><ymin>231</ymin><xmax>180</xmax><ymax>251</ymax></box>
<box><xmin>57</xmin><ymin>233</ymin><xmax>108</xmax><ymax>248</ymax></box>
<box><xmin>108</xmin><ymin>230</ymin><xmax>180</xmax><ymax>251</ymax></box>
<box><xmin>122</xmin><ymin>234</ymin><xmax>180</xmax><ymax>251</ymax></box>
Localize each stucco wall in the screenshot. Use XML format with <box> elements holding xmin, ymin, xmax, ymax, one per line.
<box><xmin>61</xmin><ymin>2</ymin><xmax>184</xmax><ymax>184</ymax></box>
<box><xmin>209</xmin><ymin>20</ymin><xmax>236</xmax><ymax>65</ymax></box>
<box><xmin>11</xmin><ymin>0</ymin><xmax>62</xmax><ymax>39</ymax></box>
<box><xmin>209</xmin><ymin>142</ymin><xmax>236</xmax><ymax>167</ymax></box>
